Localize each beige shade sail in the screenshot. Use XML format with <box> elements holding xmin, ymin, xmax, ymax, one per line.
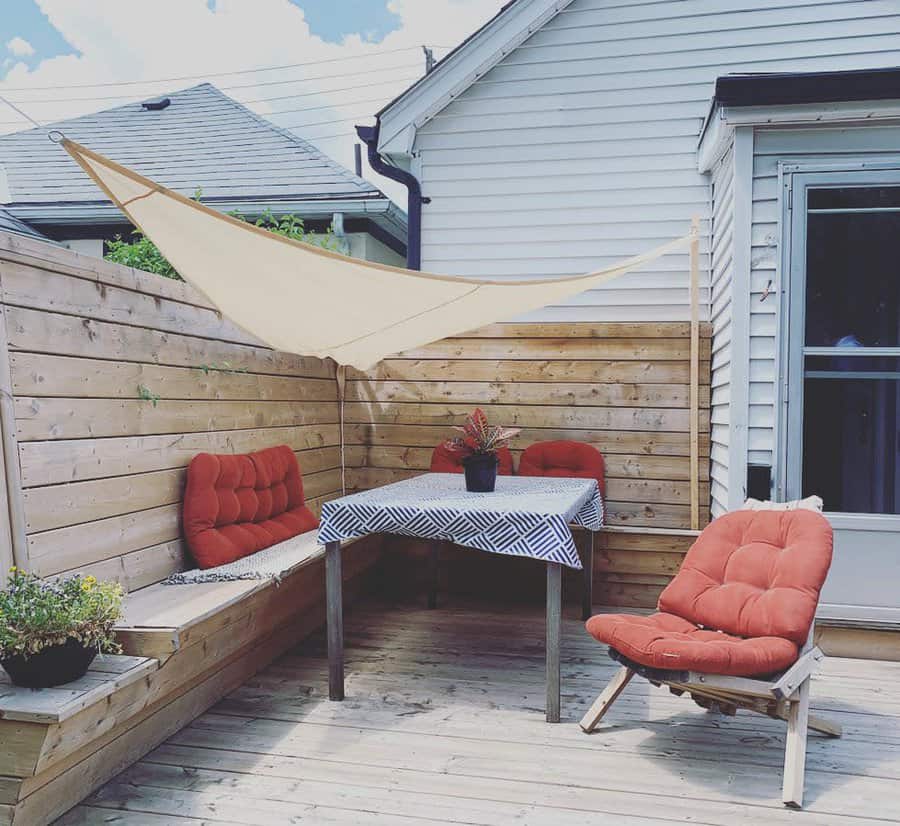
<box><xmin>62</xmin><ymin>138</ymin><xmax>692</xmax><ymax>370</ymax></box>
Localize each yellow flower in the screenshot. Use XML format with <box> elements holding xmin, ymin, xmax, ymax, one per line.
<box><xmin>8</xmin><ymin>566</ymin><xmax>16</xmax><ymax>573</ymax></box>
<box><xmin>81</xmin><ymin>576</ymin><xmax>96</xmax><ymax>592</ymax></box>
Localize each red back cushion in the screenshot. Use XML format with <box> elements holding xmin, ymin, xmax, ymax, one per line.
<box><xmin>430</xmin><ymin>443</ymin><xmax>514</xmax><ymax>475</ymax></box>
<box><xmin>658</xmin><ymin>510</ymin><xmax>833</xmax><ymax>645</ymax></box>
<box><xmin>183</xmin><ymin>444</ymin><xmax>318</xmax><ymax>569</ymax></box>
<box><xmin>518</xmin><ymin>441</ymin><xmax>605</xmax><ymax>495</ymax></box>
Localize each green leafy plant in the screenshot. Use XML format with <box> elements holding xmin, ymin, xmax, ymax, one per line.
<box><xmin>104</xmin><ymin>205</ymin><xmax>341</xmax><ymax>280</ymax></box>
<box><xmin>0</xmin><ymin>568</ymin><xmax>124</xmax><ymax>660</ymax></box>
<box><xmin>137</xmin><ymin>384</ymin><xmax>160</xmax><ymax>407</ymax></box>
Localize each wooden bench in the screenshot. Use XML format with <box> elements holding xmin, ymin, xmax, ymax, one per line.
<box><xmin>0</xmin><ymin>530</ymin><xmax>383</xmax><ymax>826</ymax></box>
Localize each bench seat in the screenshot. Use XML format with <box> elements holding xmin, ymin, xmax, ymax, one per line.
<box><xmin>114</xmin><ymin>529</ymin><xmax>332</xmax><ymax>662</ymax></box>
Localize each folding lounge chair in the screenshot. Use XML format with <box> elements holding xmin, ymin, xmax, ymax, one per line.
<box><xmin>580</xmin><ymin>508</ymin><xmax>841</xmax><ymax>808</ymax></box>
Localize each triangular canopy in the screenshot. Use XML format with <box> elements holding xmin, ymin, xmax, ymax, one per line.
<box><xmin>62</xmin><ymin>139</ymin><xmax>690</xmax><ymax>370</ymax></box>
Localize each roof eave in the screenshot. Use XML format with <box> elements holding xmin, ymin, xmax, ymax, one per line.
<box><xmin>377</xmin><ymin>0</ymin><xmax>576</xmax><ymax>158</ymax></box>
<box><xmin>12</xmin><ymin>197</ymin><xmax>408</xmax><ymax>241</ymax></box>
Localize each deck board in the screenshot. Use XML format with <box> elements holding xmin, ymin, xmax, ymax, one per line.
<box><xmin>58</xmin><ymin>598</ymin><xmax>900</xmax><ymax>825</ymax></box>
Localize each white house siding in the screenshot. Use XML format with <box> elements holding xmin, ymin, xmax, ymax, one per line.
<box><xmin>749</xmin><ymin>123</ymin><xmax>900</xmax><ymax>470</ymax></box>
<box><xmin>709</xmin><ymin>142</ymin><xmax>734</xmax><ymax>517</ymax></box>
<box><xmin>413</xmin><ymin>0</ymin><xmax>900</xmax><ymax>322</ymax></box>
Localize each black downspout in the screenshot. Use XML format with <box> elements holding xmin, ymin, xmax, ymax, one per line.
<box><xmin>356</xmin><ymin>121</ymin><xmax>425</xmax><ymax>270</ymax></box>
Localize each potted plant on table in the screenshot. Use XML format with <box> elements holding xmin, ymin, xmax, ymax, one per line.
<box><xmin>0</xmin><ymin>567</ymin><xmax>124</xmax><ymax>688</ymax></box>
<box><xmin>444</xmin><ymin>408</ymin><xmax>520</xmax><ymax>493</ymax></box>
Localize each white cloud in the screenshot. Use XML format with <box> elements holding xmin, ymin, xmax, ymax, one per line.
<box><xmin>6</xmin><ymin>37</ymin><xmax>36</xmax><ymax>58</ymax></box>
<box><xmin>0</xmin><ymin>0</ymin><xmax>502</xmax><ymax>203</ymax></box>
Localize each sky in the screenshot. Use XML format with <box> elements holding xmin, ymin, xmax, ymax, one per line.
<box><xmin>0</xmin><ymin>0</ymin><xmax>503</xmax><ymax>203</ymax></box>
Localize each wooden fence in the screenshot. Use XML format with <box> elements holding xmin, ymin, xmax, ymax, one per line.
<box><xmin>0</xmin><ymin>233</ymin><xmax>711</xmax><ymax>609</ymax></box>
<box><xmin>0</xmin><ymin>232</ymin><xmax>343</xmax><ymax>591</ymax></box>
<box><xmin>344</xmin><ymin>321</ymin><xmax>712</xmax><ymax>607</ymax></box>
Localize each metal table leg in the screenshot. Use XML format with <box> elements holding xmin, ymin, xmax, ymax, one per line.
<box><xmin>546</xmin><ymin>561</ymin><xmax>562</xmax><ymax>723</ymax></box>
<box><xmin>325</xmin><ymin>540</ymin><xmax>344</xmax><ymax>701</ymax></box>
<box><xmin>427</xmin><ymin>539</ymin><xmax>440</xmax><ymax>609</ymax></box>
<box><xmin>582</xmin><ymin>531</ymin><xmax>595</xmax><ymax>621</ymax></box>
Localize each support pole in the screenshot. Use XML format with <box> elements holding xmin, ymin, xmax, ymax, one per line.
<box><xmin>689</xmin><ymin>216</ymin><xmax>701</xmax><ymax>531</ymax></box>
<box><xmin>335</xmin><ymin>363</ymin><xmax>347</xmax><ymax>495</ymax></box>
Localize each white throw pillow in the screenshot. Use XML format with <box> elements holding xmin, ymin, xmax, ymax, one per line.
<box><xmin>740</xmin><ymin>495</ymin><xmax>824</xmax><ymax>513</ymax></box>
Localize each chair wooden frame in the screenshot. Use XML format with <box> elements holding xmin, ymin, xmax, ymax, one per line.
<box><xmin>579</xmin><ymin>627</ymin><xmax>842</xmax><ymax>808</ymax></box>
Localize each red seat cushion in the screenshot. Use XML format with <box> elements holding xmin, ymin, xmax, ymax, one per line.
<box><xmin>658</xmin><ymin>509</ymin><xmax>833</xmax><ymax>646</ymax></box>
<box><xmin>518</xmin><ymin>440</ymin><xmax>605</xmax><ymax>495</ymax></box>
<box><xmin>183</xmin><ymin>444</ymin><xmax>318</xmax><ymax>569</ymax></box>
<box><xmin>430</xmin><ymin>443</ymin><xmax>514</xmax><ymax>475</ymax></box>
<box><xmin>585</xmin><ymin>612</ymin><xmax>800</xmax><ymax>676</ymax></box>
<box><xmin>585</xmin><ymin>509</ymin><xmax>833</xmax><ymax>677</ymax></box>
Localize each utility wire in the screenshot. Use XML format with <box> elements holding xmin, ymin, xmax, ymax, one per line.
<box><xmin>0</xmin><ymin>45</ymin><xmax>453</xmax><ymax>92</ymax></box>
<box><xmin>4</xmin><ymin>61</ymin><xmax>422</xmax><ymax>105</ymax></box>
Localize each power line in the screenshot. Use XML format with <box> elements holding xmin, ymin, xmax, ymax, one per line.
<box><xmin>0</xmin><ymin>45</ymin><xmax>453</xmax><ymax>93</ymax></box>
<box><xmin>3</xmin><ymin>61</ymin><xmax>422</xmax><ymax>105</ymax></box>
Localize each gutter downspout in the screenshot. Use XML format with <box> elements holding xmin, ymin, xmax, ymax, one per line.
<box><xmin>356</xmin><ymin>121</ymin><xmax>425</xmax><ymax>270</ymax></box>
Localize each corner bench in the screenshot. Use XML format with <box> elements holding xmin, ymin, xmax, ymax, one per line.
<box><xmin>1</xmin><ymin>530</ymin><xmax>382</xmax><ymax>826</ymax></box>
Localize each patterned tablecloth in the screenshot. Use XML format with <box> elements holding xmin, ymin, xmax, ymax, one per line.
<box><xmin>318</xmin><ymin>473</ymin><xmax>603</xmax><ymax>569</ymax></box>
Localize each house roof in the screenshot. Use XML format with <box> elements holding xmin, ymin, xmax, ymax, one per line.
<box><xmin>0</xmin><ymin>207</ymin><xmax>51</xmax><ymax>241</ymax></box>
<box><xmin>0</xmin><ymin>83</ymin><xmax>405</xmax><ymax>240</ymax></box>
<box><xmin>375</xmin><ymin>0</ymin><xmax>576</xmax><ymax>159</ymax></box>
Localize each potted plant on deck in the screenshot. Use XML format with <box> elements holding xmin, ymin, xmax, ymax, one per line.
<box><xmin>0</xmin><ymin>567</ymin><xmax>124</xmax><ymax>688</ymax></box>
<box><xmin>444</xmin><ymin>408</ymin><xmax>520</xmax><ymax>493</ymax></box>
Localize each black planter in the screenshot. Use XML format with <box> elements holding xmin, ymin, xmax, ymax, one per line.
<box><xmin>1</xmin><ymin>638</ymin><xmax>97</xmax><ymax>688</ymax></box>
<box><xmin>462</xmin><ymin>453</ymin><xmax>499</xmax><ymax>492</ymax></box>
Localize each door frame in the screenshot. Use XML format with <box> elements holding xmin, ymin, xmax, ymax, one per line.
<box><xmin>776</xmin><ymin>161</ymin><xmax>900</xmax><ymax>623</ymax></box>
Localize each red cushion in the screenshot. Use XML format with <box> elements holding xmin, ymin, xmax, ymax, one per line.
<box><xmin>183</xmin><ymin>445</ymin><xmax>318</xmax><ymax>569</ymax></box>
<box><xmin>518</xmin><ymin>441</ymin><xmax>605</xmax><ymax>495</ymax></box>
<box><xmin>585</xmin><ymin>612</ymin><xmax>799</xmax><ymax>676</ymax></box>
<box><xmin>430</xmin><ymin>443</ymin><xmax>514</xmax><ymax>475</ymax></box>
<box><xmin>658</xmin><ymin>509</ymin><xmax>833</xmax><ymax>646</ymax></box>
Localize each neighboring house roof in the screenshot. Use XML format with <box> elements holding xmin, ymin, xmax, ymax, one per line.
<box><xmin>376</xmin><ymin>0</ymin><xmax>576</xmax><ymax>159</ymax></box>
<box><xmin>0</xmin><ymin>83</ymin><xmax>406</xmax><ymax>244</ymax></box>
<box><xmin>0</xmin><ymin>207</ymin><xmax>51</xmax><ymax>241</ymax></box>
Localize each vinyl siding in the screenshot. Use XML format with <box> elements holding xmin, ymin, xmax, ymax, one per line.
<box><xmin>709</xmin><ymin>143</ymin><xmax>735</xmax><ymax>517</ymax></box>
<box><xmin>414</xmin><ymin>0</ymin><xmax>900</xmax><ymax>321</ymax></box>
<box><xmin>749</xmin><ymin>123</ymin><xmax>900</xmax><ymax>468</ymax></box>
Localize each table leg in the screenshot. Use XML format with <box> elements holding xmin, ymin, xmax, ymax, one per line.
<box><xmin>427</xmin><ymin>540</ymin><xmax>440</xmax><ymax>609</ymax></box>
<box><xmin>582</xmin><ymin>531</ymin><xmax>595</xmax><ymax>621</ymax></box>
<box><xmin>546</xmin><ymin>562</ymin><xmax>562</xmax><ymax>723</ymax></box>
<box><xmin>325</xmin><ymin>540</ymin><xmax>344</xmax><ymax>701</ymax></box>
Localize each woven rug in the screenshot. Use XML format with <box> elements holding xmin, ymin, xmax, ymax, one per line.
<box><xmin>164</xmin><ymin>534</ymin><xmax>323</xmax><ymax>585</ymax></box>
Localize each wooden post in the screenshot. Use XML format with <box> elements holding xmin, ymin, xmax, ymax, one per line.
<box><xmin>335</xmin><ymin>363</ymin><xmax>347</xmax><ymax>495</ymax></box>
<box><xmin>0</xmin><ymin>271</ymin><xmax>28</xmax><ymax>572</ymax></box>
<box><xmin>325</xmin><ymin>540</ymin><xmax>344</xmax><ymax>701</ymax></box>
<box><xmin>546</xmin><ymin>562</ymin><xmax>562</xmax><ymax>723</ymax></box>
<box><xmin>689</xmin><ymin>216</ymin><xmax>701</xmax><ymax>531</ymax></box>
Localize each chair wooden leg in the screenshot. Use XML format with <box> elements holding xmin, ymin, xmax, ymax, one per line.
<box><xmin>580</xmin><ymin>666</ymin><xmax>634</xmax><ymax>733</ymax></box>
<box><xmin>782</xmin><ymin>675</ymin><xmax>811</xmax><ymax>808</ymax></box>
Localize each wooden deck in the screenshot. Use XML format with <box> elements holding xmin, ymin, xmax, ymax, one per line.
<box><xmin>58</xmin><ymin>597</ymin><xmax>900</xmax><ymax>825</ymax></box>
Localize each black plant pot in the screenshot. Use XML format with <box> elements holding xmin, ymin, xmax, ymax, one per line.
<box><xmin>1</xmin><ymin>638</ymin><xmax>97</xmax><ymax>688</ymax></box>
<box><xmin>463</xmin><ymin>453</ymin><xmax>499</xmax><ymax>492</ymax></box>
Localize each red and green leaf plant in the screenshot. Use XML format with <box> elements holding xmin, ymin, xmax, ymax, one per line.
<box><xmin>443</xmin><ymin>408</ymin><xmax>520</xmax><ymax>458</ymax></box>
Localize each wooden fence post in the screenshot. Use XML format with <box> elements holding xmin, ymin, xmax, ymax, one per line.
<box><xmin>689</xmin><ymin>216</ymin><xmax>701</xmax><ymax>531</ymax></box>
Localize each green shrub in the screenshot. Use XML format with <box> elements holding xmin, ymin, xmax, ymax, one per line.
<box><xmin>0</xmin><ymin>568</ymin><xmax>124</xmax><ymax>659</ymax></box>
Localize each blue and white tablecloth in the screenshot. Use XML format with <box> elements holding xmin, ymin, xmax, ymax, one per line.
<box><xmin>318</xmin><ymin>473</ymin><xmax>603</xmax><ymax>569</ymax></box>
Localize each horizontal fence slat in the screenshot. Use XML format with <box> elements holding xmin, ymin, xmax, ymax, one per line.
<box><xmin>10</xmin><ymin>353</ymin><xmax>338</xmax><ymax>402</ymax></box>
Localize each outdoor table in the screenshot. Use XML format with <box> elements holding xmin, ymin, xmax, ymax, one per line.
<box><xmin>318</xmin><ymin>472</ymin><xmax>604</xmax><ymax>722</ymax></box>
